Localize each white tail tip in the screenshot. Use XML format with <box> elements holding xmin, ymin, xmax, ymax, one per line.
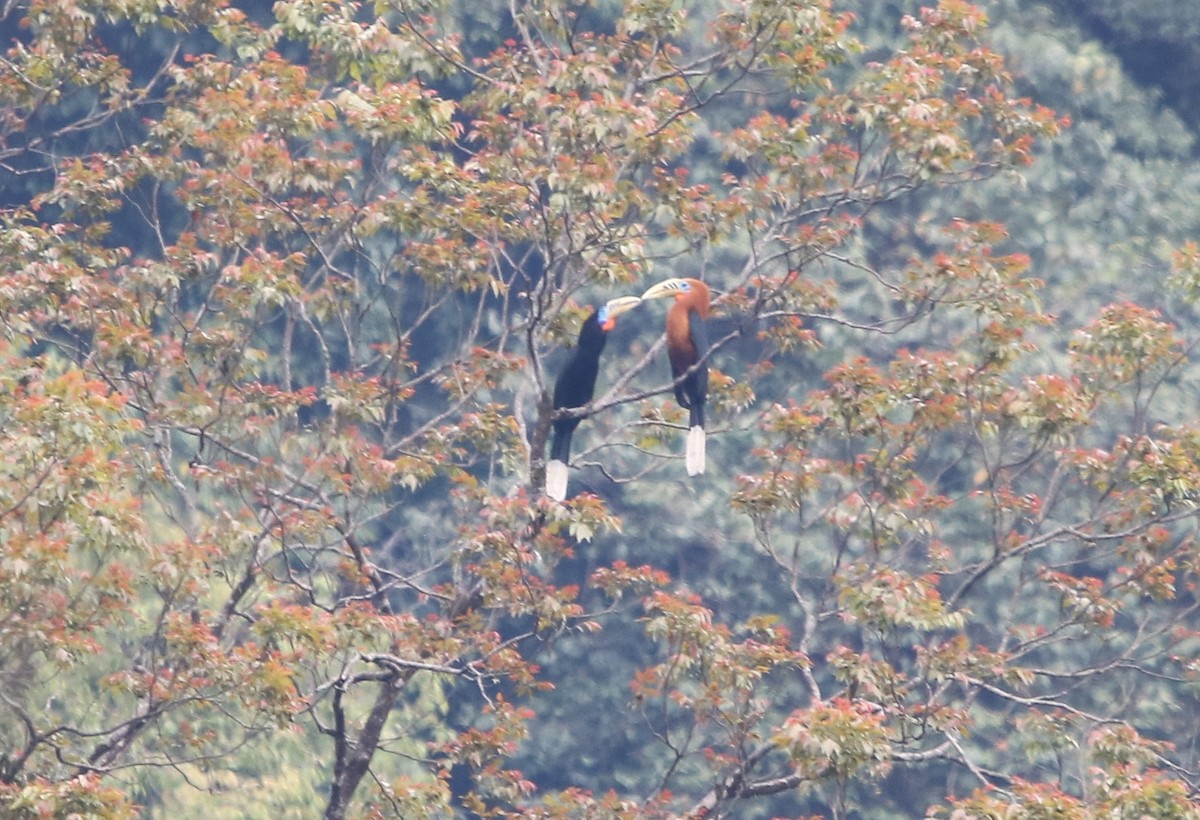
<box><xmin>686</xmin><ymin>425</ymin><xmax>706</xmax><ymax>476</ymax></box>
<box><xmin>546</xmin><ymin>459</ymin><xmax>569</xmax><ymax>501</ymax></box>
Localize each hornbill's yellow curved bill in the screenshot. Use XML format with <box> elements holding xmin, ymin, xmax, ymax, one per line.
<box><xmin>546</xmin><ymin>295</ymin><xmax>643</xmax><ymax>501</ymax></box>
<box><xmin>641</xmin><ymin>277</ymin><xmax>710</xmax><ymax>476</ymax></box>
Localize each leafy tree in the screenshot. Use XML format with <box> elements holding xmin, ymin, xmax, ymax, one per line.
<box><xmin>1044</xmin><ymin>0</ymin><xmax>1200</xmax><ymax>134</ymax></box>
<box><xmin>1</xmin><ymin>0</ymin><xmax>1198</xmax><ymax>818</ymax></box>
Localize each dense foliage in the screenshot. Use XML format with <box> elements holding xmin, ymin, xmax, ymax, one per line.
<box><xmin>1</xmin><ymin>0</ymin><xmax>1199</xmax><ymax>817</ymax></box>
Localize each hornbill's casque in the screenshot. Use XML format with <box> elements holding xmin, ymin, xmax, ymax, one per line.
<box><xmin>641</xmin><ymin>277</ymin><xmax>711</xmax><ymax>476</ymax></box>
<box><xmin>546</xmin><ymin>295</ymin><xmax>642</xmax><ymax>501</ymax></box>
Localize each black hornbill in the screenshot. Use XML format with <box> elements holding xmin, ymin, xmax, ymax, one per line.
<box><xmin>545</xmin><ymin>295</ymin><xmax>642</xmax><ymax>501</ymax></box>
<box><xmin>641</xmin><ymin>277</ymin><xmax>711</xmax><ymax>476</ymax></box>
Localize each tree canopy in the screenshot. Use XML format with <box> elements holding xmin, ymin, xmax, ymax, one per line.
<box><xmin>2</xmin><ymin>0</ymin><xmax>1200</xmax><ymax>817</ymax></box>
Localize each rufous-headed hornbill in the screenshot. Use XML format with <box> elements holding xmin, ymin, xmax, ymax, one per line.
<box><xmin>546</xmin><ymin>295</ymin><xmax>643</xmax><ymax>501</ymax></box>
<box><xmin>641</xmin><ymin>277</ymin><xmax>711</xmax><ymax>476</ymax></box>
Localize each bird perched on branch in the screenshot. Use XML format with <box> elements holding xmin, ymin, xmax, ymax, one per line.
<box><xmin>641</xmin><ymin>277</ymin><xmax>711</xmax><ymax>476</ymax></box>
<box><xmin>546</xmin><ymin>295</ymin><xmax>643</xmax><ymax>501</ymax></box>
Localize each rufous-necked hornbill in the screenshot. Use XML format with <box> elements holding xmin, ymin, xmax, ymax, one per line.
<box><xmin>641</xmin><ymin>277</ymin><xmax>711</xmax><ymax>476</ymax></box>
<box><xmin>546</xmin><ymin>295</ymin><xmax>643</xmax><ymax>501</ymax></box>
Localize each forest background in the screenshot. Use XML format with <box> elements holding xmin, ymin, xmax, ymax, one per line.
<box><xmin>3</xmin><ymin>0</ymin><xmax>1200</xmax><ymax>817</ymax></box>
